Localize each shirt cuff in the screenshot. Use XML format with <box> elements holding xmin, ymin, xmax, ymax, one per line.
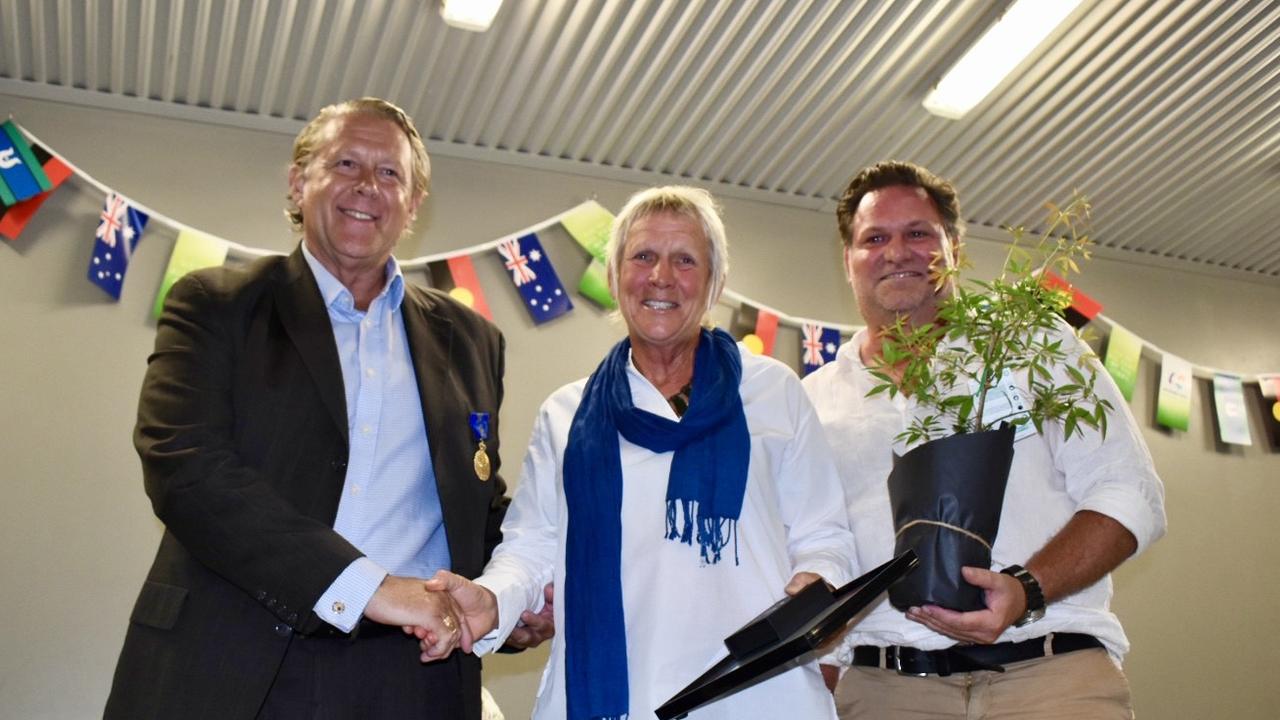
<box><xmin>793</xmin><ymin>556</ymin><xmax>854</xmax><ymax>591</ymax></box>
<box><xmin>312</xmin><ymin>557</ymin><xmax>388</xmax><ymax>632</ymax></box>
<box><xmin>1077</xmin><ymin>479</ymin><xmax>1167</xmax><ymax>556</ymax></box>
<box><xmin>470</xmin><ymin>574</ymin><xmax>546</xmax><ymax>656</ymax></box>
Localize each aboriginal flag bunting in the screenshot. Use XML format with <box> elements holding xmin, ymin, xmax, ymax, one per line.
<box><xmin>428</xmin><ymin>254</ymin><xmax>493</xmax><ymax>320</ymax></box>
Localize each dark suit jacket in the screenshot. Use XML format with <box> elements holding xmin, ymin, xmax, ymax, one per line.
<box><xmin>105</xmin><ymin>248</ymin><xmax>508</xmax><ymax>719</ymax></box>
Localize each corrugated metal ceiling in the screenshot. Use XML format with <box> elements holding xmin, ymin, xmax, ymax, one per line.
<box><xmin>2</xmin><ymin>0</ymin><xmax>1277</xmax><ymax>280</ymax></box>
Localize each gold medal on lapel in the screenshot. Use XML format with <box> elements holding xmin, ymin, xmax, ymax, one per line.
<box><xmin>473</xmin><ymin>441</ymin><xmax>491</xmax><ymax>482</ymax></box>
<box><xmin>470</xmin><ymin>412</ymin><xmax>491</xmax><ymax>482</ymax></box>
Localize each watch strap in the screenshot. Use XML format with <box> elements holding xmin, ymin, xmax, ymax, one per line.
<box><xmin>1000</xmin><ymin>564</ymin><xmax>1045</xmax><ymax>626</ymax></box>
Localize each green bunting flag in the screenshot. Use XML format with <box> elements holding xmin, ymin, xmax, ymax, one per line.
<box><xmin>1103</xmin><ymin>324</ymin><xmax>1142</xmax><ymax>401</ymax></box>
<box><xmin>1156</xmin><ymin>353</ymin><xmax>1192</xmax><ymax>431</ymax></box>
<box><xmin>561</xmin><ymin>200</ymin><xmax>613</xmax><ymax>261</ymax></box>
<box><xmin>575</xmin><ymin>259</ymin><xmax>614</xmax><ymax>309</ymax></box>
<box><xmin>152</xmin><ymin>229</ymin><xmax>229</xmax><ymax>318</ymax></box>
<box><xmin>561</xmin><ymin>201</ymin><xmax>616</xmax><ymax>309</ymax></box>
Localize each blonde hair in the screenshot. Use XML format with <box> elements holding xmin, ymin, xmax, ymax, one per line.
<box><xmin>605</xmin><ymin>185</ymin><xmax>729</xmax><ymax>321</ymax></box>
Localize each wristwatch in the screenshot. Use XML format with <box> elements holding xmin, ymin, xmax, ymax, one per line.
<box><xmin>1000</xmin><ymin>564</ymin><xmax>1046</xmax><ymax>627</ymax></box>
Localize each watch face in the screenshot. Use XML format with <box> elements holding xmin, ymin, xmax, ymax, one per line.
<box><xmin>1017</xmin><ymin>607</ymin><xmax>1046</xmax><ymax>627</ymax></box>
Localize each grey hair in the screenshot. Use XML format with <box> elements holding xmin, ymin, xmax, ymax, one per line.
<box><xmin>605</xmin><ymin>185</ymin><xmax>729</xmax><ymax>322</ymax></box>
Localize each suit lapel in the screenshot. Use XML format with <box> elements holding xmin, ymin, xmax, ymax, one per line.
<box><xmin>274</xmin><ymin>248</ymin><xmax>348</xmax><ymax>443</ymax></box>
<box><xmin>402</xmin><ymin>288</ymin><xmax>471</xmax><ymax>548</ymax></box>
<box><xmin>403</xmin><ymin>287</ymin><xmax>456</xmax><ymax>472</ymax></box>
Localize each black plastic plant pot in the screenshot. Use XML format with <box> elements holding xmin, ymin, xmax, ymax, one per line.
<box><xmin>887</xmin><ymin>424</ymin><xmax>1016</xmax><ymax>612</ymax></box>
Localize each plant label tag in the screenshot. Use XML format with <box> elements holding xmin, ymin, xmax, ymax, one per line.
<box><xmin>972</xmin><ymin>373</ymin><xmax>1036</xmax><ymax>441</ymax></box>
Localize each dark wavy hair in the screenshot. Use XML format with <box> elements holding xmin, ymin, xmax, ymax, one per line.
<box><xmin>836</xmin><ymin>161</ymin><xmax>963</xmax><ymax>247</ymax></box>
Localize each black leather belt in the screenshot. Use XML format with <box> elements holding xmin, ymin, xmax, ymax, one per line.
<box><xmin>852</xmin><ymin>632</ymin><xmax>1103</xmax><ymax>676</ymax></box>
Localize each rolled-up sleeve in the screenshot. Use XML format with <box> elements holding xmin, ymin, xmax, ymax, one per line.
<box><xmin>1050</xmin><ymin>327</ymin><xmax>1167</xmax><ymax>555</ymax></box>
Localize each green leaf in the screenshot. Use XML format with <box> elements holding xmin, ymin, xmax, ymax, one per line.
<box><xmin>1063</xmin><ymin>414</ymin><xmax>1079</xmax><ymax>440</ymax></box>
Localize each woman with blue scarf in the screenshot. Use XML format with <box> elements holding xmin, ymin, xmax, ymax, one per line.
<box><xmin>431</xmin><ymin>186</ymin><xmax>855</xmax><ymax>719</ymax></box>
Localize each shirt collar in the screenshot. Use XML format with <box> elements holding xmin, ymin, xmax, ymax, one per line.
<box><xmin>841</xmin><ymin>328</ymin><xmax>870</xmax><ymax>370</ymax></box>
<box><xmin>300</xmin><ymin>241</ymin><xmax>405</xmax><ymax>317</ymax></box>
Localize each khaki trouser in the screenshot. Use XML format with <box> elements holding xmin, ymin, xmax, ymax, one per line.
<box><xmin>834</xmin><ymin>647</ymin><xmax>1134</xmax><ymax>719</ymax></box>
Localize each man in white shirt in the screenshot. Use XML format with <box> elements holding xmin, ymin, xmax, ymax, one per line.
<box><xmin>803</xmin><ymin>161</ymin><xmax>1166</xmax><ymax>719</ymax></box>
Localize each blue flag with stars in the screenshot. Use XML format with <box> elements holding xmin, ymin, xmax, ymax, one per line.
<box><xmin>800</xmin><ymin>322</ymin><xmax>841</xmax><ymax>376</ymax></box>
<box><xmin>495</xmin><ymin>232</ymin><xmax>573</xmax><ymax>324</ymax></box>
<box><xmin>88</xmin><ymin>192</ymin><xmax>149</xmax><ymax>300</ymax></box>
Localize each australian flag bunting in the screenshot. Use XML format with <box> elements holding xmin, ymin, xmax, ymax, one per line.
<box><xmin>496</xmin><ymin>232</ymin><xmax>572</xmax><ymax>324</ymax></box>
<box><xmin>800</xmin><ymin>322</ymin><xmax>841</xmax><ymax>376</ymax></box>
<box><xmin>88</xmin><ymin>192</ymin><xmax>150</xmax><ymax>300</ymax></box>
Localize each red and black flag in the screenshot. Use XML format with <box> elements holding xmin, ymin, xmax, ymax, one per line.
<box><xmin>1041</xmin><ymin>270</ymin><xmax>1102</xmax><ymax>329</ymax></box>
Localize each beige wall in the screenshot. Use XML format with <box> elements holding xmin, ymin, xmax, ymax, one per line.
<box><xmin>1</xmin><ymin>93</ymin><xmax>1277</xmax><ymax>719</ymax></box>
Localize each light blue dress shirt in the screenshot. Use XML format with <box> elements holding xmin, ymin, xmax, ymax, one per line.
<box><xmin>301</xmin><ymin>244</ymin><xmax>452</xmax><ymax>632</ymax></box>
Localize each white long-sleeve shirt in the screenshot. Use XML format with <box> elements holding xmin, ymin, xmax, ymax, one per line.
<box><xmin>476</xmin><ymin>345</ymin><xmax>855</xmax><ymax>719</ymax></box>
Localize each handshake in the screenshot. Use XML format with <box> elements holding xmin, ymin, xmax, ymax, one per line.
<box><xmin>362</xmin><ymin>571</ymin><xmax>554</xmax><ymax>663</ymax></box>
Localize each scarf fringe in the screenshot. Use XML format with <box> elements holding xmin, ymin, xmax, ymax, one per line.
<box><xmin>666</xmin><ymin>499</ymin><xmax>738</xmax><ymax>565</ymax></box>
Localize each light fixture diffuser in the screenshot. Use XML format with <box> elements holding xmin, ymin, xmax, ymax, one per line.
<box><xmin>923</xmin><ymin>0</ymin><xmax>1083</xmax><ymax>119</ymax></box>
<box><xmin>440</xmin><ymin>0</ymin><xmax>503</xmax><ymax>32</ymax></box>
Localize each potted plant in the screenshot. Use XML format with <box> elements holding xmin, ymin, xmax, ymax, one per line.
<box><xmin>867</xmin><ymin>194</ymin><xmax>1113</xmax><ymax>612</ymax></box>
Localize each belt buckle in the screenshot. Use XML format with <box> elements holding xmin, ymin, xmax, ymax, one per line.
<box><xmin>890</xmin><ymin>648</ymin><xmax>930</xmax><ymax>677</ymax></box>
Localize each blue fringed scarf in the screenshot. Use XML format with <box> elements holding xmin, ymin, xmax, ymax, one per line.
<box><xmin>562</xmin><ymin>327</ymin><xmax>750</xmax><ymax>720</ymax></box>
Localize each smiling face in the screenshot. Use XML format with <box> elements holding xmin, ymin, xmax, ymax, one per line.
<box><xmin>845</xmin><ymin>184</ymin><xmax>956</xmax><ymax>330</ymax></box>
<box><xmin>289</xmin><ymin>111</ymin><xmax>423</xmax><ymax>283</ymax></box>
<box><xmin>614</xmin><ymin>210</ymin><xmax>714</xmax><ymax>356</ymax></box>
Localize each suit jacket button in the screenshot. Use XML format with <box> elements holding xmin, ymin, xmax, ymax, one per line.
<box><xmin>286</xmin><ymin>612</ymin><xmax>299</xmax><ymax>624</ymax></box>
<box><xmin>273</xmin><ymin>623</ymin><xmax>291</xmax><ymax>637</ymax></box>
<box><xmin>255</xmin><ymin>590</ymin><xmax>267</xmax><ymax>601</ymax></box>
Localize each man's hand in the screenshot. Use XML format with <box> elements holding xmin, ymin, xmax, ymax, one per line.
<box><xmin>506</xmin><ymin>582</ymin><xmax>555</xmax><ymax>650</ymax></box>
<box><xmin>904</xmin><ymin>566</ymin><xmax>1024</xmax><ymax>644</ymax></box>
<box><xmin>906</xmin><ymin>511</ymin><xmax>1140</xmax><ymax>644</ymax></box>
<box><xmin>420</xmin><ymin>570</ymin><xmax>500</xmax><ymax>653</ymax></box>
<box><xmin>362</xmin><ymin>575</ymin><xmax>468</xmax><ymax>662</ymax></box>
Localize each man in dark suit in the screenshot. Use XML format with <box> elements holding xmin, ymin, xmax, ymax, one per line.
<box><xmin>106</xmin><ymin>98</ymin><xmax>528</xmax><ymax>719</ymax></box>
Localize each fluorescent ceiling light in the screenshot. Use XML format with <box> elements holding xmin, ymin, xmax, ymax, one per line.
<box><xmin>440</xmin><ymin>0</ymin><xmax>503</xmax><ymax>32</ymax></box>
<box><xmin>923</xmin><ymin>0</ymin><xmax>1083</xmax><ymax>119</ymax></box>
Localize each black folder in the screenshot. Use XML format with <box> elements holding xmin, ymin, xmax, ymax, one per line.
<box><xmin>655</xmin><ymin>551</ymin><xmax>919</xmax><ymax>720</ymax></box>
